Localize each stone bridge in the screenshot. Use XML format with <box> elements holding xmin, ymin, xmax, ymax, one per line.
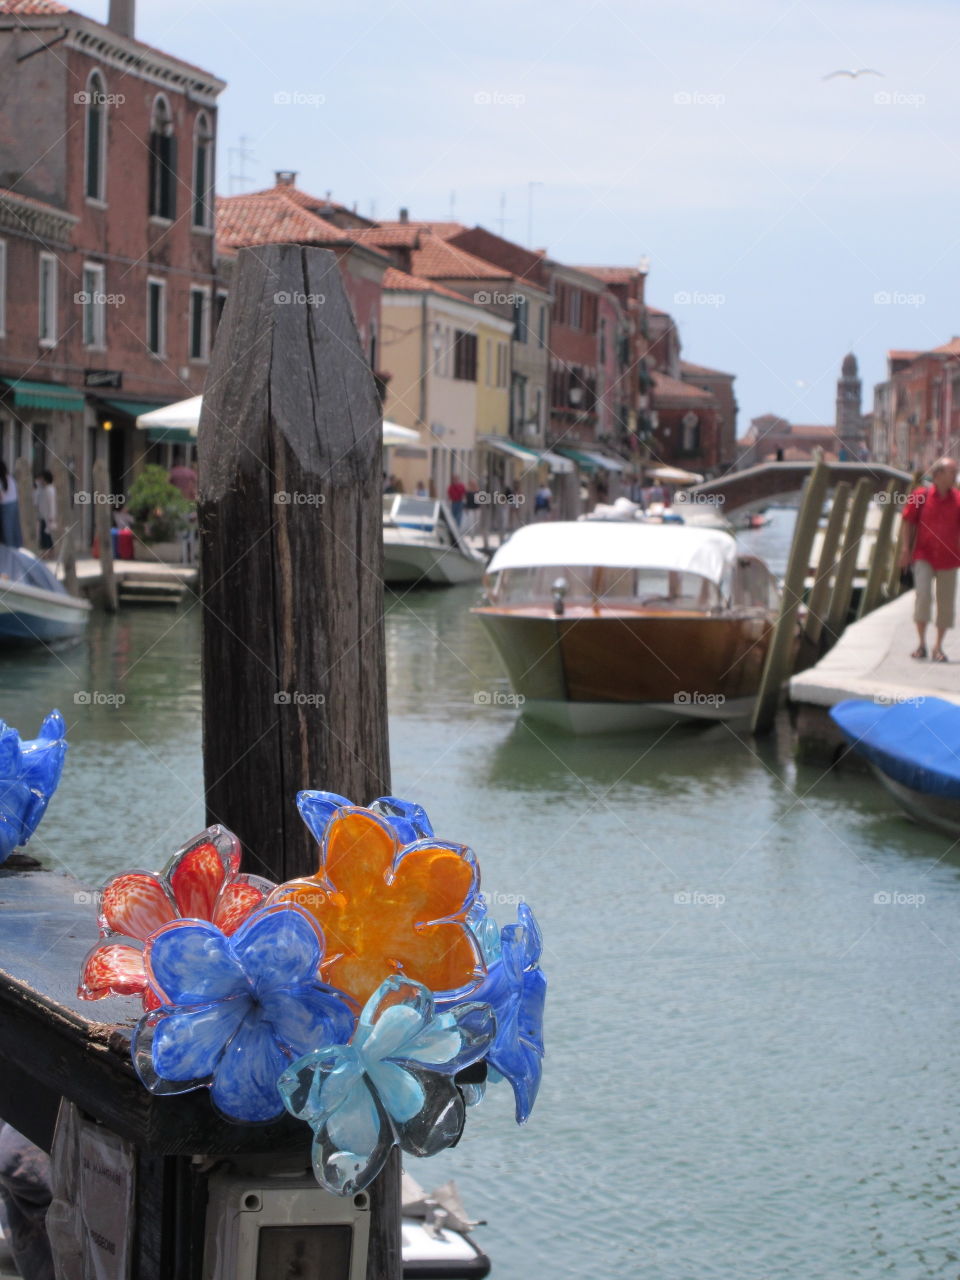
<box><xmin>678</xmin><ymin>461</ymin><xmax>914</xmax><ymax>516</ymax></box>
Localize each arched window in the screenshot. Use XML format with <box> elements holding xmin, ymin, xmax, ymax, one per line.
<box><xmin>84</xmin><ymin>70</ymin><xmax>107</xmax><ymax>202</ymax></box>
<box><xmin>192</xmin><ymin>111</ymin><xmax>213</xmax><ymax>229</ymax></box>
<box><xmin>149</xmin><ymin>95</ymin><xmax>176</xmax><ymax>219</ymax></box>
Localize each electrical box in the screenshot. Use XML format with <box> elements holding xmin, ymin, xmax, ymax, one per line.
<box><xmin>203</xmin><ymin>1168</ymin><xmax>371</xmax><ymax>1280</ymax></box>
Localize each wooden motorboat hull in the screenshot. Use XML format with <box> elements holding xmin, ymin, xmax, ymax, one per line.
<box><xmin>472</xmin><ymin>606</ymin><xmax>773</xmax><ymax>732</ymax></box>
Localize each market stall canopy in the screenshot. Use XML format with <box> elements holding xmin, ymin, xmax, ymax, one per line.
<box><xmin>555</xmin><ymin>446</ymin><xmax>627</xmax><ymax>473</ymax></box>
<box><xmin>646</xmin><ymin>465</ymin><xmax>705</xmax><ymax>485</ymax></box>
<box><xmin>137</xmin><ymin>399</ymin><xmax>423</xmax><ymax>450</ymax></box>
<box><xmin>478</xmin><ymin>435</ymin><xmax>575</xmax><ymax>475</ymax></box>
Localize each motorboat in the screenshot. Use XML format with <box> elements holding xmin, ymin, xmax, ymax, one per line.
<box><xmin>582</xmin><ymin>495</ymin><xmax>733</xmax><ymax>534</ymax></box>
<box><xmin>830</xmin><ymin>697</ymin><xmax>960</xmax><ymax>835</ymax></box>
<box><xmin>472</xmin><ymin>521</ymin><xmax>781</xmax><ymax>733</ymax></box>
<box><xmin>401</xmin><ymin>1173</ymin><xmax>491</xmax><ymax>1279</ymax></box>
<box><xmin>383</xmin><ymin>495</ymin><xmax>486</xmax><ymax>587</ymax></box>
<box><xmin>0</xmin><ymin>546</ymin><xmax>91</xmax><ymax>644</ymax></box>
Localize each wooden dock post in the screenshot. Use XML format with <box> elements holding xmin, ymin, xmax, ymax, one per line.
<box><xmin>13</xmin><ymin>457</ymin><xmax>36</xmax><ymax>552</ymax></box>
<box><xmin>198</xmin><ymin>244</ymin><xmax>399</xmax><ymax>1278</ymax></box>
<box><xmin>802</xmin><ymin>480</ymin><xmax>850</xmax><ymax>652</ymax></box>
<box><xmin>857</xmin><ymin>480</ymin><xmax>898</xmax><ymax>619</ymax></box>
<box><xmin>751</xmin><ymin>455</ymin><xmax>829</xmax><ymax>735</ymax></box>
<box><xmin>92</xmin><ymin>457</ymin><xmax>118</xmax><ymax>612</ymax></box>
<box><xmin>823</xmin><ymin>476</ymin><xmax>872</xmax><ymax>646</ymax></box>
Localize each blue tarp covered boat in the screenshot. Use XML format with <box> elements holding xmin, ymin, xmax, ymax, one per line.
<box><xmin>830</xmin><ymin>696</ymin><xmax>960</xmax><ymax>835</ymax></box>
<box><xmin>0</xmin><ymin>546</ymin><xmax>90</xmax><ymax>644</ymax></box>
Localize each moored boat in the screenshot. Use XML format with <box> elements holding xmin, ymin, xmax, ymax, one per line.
<box><xmin>472</xmin><ymin>521</ymin><xmax>781</xmax><ymax>733</ymax></box>
<box><xmin>383</xmin><ymin>495</ymin><xmax>486</xmax><ymax>587</ymax></box>
<box><xmin>0</xmin><ymin>547</ymin><xmax>91</xmax><ymax>644</ymax></box>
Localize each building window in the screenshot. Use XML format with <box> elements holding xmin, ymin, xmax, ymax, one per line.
<box><xmin>192</xmin><ymin>112</ymin><xmax>213</xmax><ymax>229</ymax></box>
<box><xmin>214</xmin><ymin>290</ymin><xmax>228</xmax><ymax>327</ymax></box>
<box><xmin>0</xmin><ymin>239</ymin><xmax>6</xmax><ymax>338</ymax></box>
<box><xmin>485</xmin><ymin>338</ymin><xmax>493</xmax><ymax>386</ymax></box>
<box><xmin>682</xmin><ymin>413</ymin><xmax>700</xmax><ymax>454</ymax></box>
<box><xmin>84</xmin><ymin>71</ymin><xmax>107</xmax><ymax>202</ymax></box>
<box><xmin>147</xmin><ymin>277</ymin><xmax>166</xmax><ymax>355</ymax></box>
<box><xmin>189</xmin><ymin>286</ymin><xmax>210</xmax><ymax>360</ymax></box>
<box><xmin>149</xmin><ymin>96</ymin><xmax>177</xmax><ymax>220</ymax></box>
<box><xmin>81</xmin><ymin>262</ymin><xmax>106</xmax><ymax>348</ymax></box>
<box><xmin>568</xmin><ymin>288</ymin><xmax>582</xmax><ymax>330</ymax></box>
<box><xmin>39</xmin><ymin>253</ymin><xmax>57</xmax><ymax>346</ymax></box>
<box><xmin>538</xmin><ymin>304</ymin><xmax>546</xmax><ymax>348</ymax></box>
<box><xmin>453</xmin><ymin>330</ymin><xmax>477</xmax><ymax>381</ymax></box>
<box><xmin>496</xmin><ymin>341</ymin><xmax>508</xmax><ymax>388</ymax></box>
<box><xmin>513</xmin><ymin>296</ymin><xmax>528</xmax><ymax>343</ymax></box>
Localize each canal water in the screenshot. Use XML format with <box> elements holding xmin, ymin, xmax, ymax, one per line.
<box><xmin>4</xmin><ymin>509</ymin><xmax>960</xmax><ymax>1279</ymax></box>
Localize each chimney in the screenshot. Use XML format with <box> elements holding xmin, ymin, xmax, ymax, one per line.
<box><xmin>399</xmin><ymin>207</ymin><xmax>409</xmax><ymax>224</ymax></box>
<box><xmin>275</xmin><ymin>171</ymin><xmax>297</xmax><ymax>187</ymax></box>
<box><xmin>107</xmin><ymin>0</ymin><xmax>135</xmax><ymax>37</ymax></box>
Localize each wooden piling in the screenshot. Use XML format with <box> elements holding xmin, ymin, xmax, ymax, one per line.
<box><xmin>92</xmin><ymin>458</ymin><xmax>118</xmax><ymax>612</ymax></box>
<box><xmin>752</xmin><ymin>455</ymin><xmax>830</xmax><ymax>735</ymax></box>
<box><xmin>13</xmin><ymin>457</ymin><xmax>36</xmax><ymax>552</ymax></box>
<box><xmin>857</xmin><ymin>480</ymin><xmax>898</xmax><ymax>619</ymax></box>
<box><xmin>802</xmin><ymin>480</ymin><xmax>850</xmax><ymax>651</ymax></box>
<box><xmin>198</xmin><ymin>244</ymin><xmax>399</xmax><ymax>1279</ymax></box>
<box><xmin>823</xmin><ymin>476</ymin><xmax>872</xmax><ymax>646</ymax></box>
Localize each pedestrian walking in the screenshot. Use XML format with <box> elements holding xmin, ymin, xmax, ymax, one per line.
<box><xmin>0</xmin><ymin>462</ymin><xmax>21</xmax><ymax>548</ymax></box>
<box><xmin>901</xmin><ymin>456</ymin><xmax>960</xmax><ymax>663</ymax></box>
<box><xmin>34</xmin><ymin>470</ymin><xmax>58</xmax><ymax>557</ymax></box>
<box><xmin>534</xmin><ymin>482</ymin><xmax>552</xmax><ymax>520</ymax></box>
<box><xmin>447</xmin><ymin>474</ymin><xmax>466</xmax><ymax>526</ymax></box>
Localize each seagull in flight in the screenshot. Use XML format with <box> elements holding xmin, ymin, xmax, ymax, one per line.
<box><xmin>822</xmin><ymin>68</ymin><xmax>884</xmax><ymax>80</ymax></box>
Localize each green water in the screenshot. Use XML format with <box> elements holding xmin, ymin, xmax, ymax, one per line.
<box><xmin>4</xmin><ymin>511</ymin><xmax>960</xmax><ymax>1279</ymax></box>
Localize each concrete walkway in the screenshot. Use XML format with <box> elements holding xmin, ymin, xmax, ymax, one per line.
<box><xmin>790</xmin><ymin>590</ymin><xmax>960</xmax><ymax>709</ymax></box>
<box><xmin>59</xmin><ymin>559</ymin><xmax>199</xmax><ymax>588</ymax></box>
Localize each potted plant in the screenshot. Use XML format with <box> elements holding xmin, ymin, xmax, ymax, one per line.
<box><xmin>126</xmin><ymin>464</ymin><xmax>192</xmax><ymax>561</ymax></box>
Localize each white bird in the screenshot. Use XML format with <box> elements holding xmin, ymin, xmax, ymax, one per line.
<box><xmin>822</xmin><ymin>68</ymin><xmax>884</xmax><ymax>80</ymax></box>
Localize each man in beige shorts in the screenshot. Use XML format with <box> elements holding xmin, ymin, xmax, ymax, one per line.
<box><xmin>901</xmin><ymin>457</ymin><xmax>960</xmax><ymax>662</ymax></box>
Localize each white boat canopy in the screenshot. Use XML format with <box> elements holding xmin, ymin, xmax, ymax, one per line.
<box><xmin>646</xmin><ymin>464</ymin><xmax>705</xmax><ymax>484</ymax></box>
<box><xmin>487</xmin><ymin>520</ymin><xmax>738</xmax><ymax>587</ymax></box>
<box><xmin>136</xmin><ymin>398</ymin><xmax>423</xmax><ymax>449</ymax></box>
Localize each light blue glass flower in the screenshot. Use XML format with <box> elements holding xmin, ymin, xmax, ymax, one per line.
<box><xmin>0</xmin><ymin>710</ymin><xmax>68</xmax><ymax>864</ymax></box>
<box><xmin>278</xmin><ymin>976</ymin><xmax>495</xmax><ymax>1195</ymax></box>
<box><xmin>459</xmin><ymin>903</ymin><xmax>546</xmax><ymax>1124</ymax></box>
<box><xmin>132</xmin><ymin>904</ymin><xmax>356</xmax><ymax>1123</ymax></box>
<box><xmin>298</xmin><ymin>790</ymin><xmax>434</xmax><ymax>847</ymax></box>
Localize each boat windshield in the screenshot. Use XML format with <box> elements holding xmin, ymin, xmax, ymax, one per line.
<box><xmin>383</xmin><ymin>495</ymin><xmax>438</xmax><ymax>530</ymax></box>
<box><xmin>486</xmin><ymin>563</ymin><xmax>723</xmax><ymax>611</ymax></box>
<box><xmin>0</xmin><ymin>546</ymin><xmax>61</xmax><ymax>593</ymax></box>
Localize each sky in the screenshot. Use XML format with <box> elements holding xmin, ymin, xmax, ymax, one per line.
<box><xmin>84</xmin><ymin>0</ymin><xmax>960</xmax><ymax>437</ymax></box>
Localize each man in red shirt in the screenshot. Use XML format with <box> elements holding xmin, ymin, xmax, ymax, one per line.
<box><xmin>901</xmin><ymin>456</ymin><xmax>960</xmax><ymax>661</ymax></box>
<box><xmin>446</xmin><ymin>475</ymin><xmax>466</xmax><ymax>527</ymax></box>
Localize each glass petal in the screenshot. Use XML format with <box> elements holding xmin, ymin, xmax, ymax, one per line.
<box><xmin>231</xmin><ymin>904</ymin><xmax>324</xmax><ymax>992</ymax></box>
<box><xmin>397</xmin><ymin>1002</ymin><xmax>496</xmax><ymax>1074</ymax></box>
<box><xmin>146</xmin><ymin>920</ymin><xmax>247</xmax><ymax>1006</ymax></box>
<box><xmin>369</xmin><ymin>796</ymin><xmax>434</xmax><ymax>845</ymax></box>
<box><xmin>99</xmin><ymin>872</ymin><xmax>178</xmax><ymax>941</ymax></box>
<box><xmin>321</xmin><ymin>808</ymin><xmax>397</xmax><ymax>898</ymax></box>
<box><xmin>210</xmin><ymin>1010</ymin><xmax>289</xmax><ymax>1122</ymax></box>
<box><xmin>390</xmin><ymin>841</ymin><xmax>479</xmax><ymax>922</ymax></box>
<box><xmin>152</xmin><ymin>997</ymin><xmax>251</xmax><ymax>1082</ymax></box>
<box><xmin>313</xmin><ymin>1078</ymin><xmax>392</xmax><ymax>1196</ymax></box>
<box><xmin>164</xmin><ymin>826</ymin><xmax>241</xmax><ymax>919</ymax></box>
<box><xmin>365</xmin><ymin>1059</ymin><xmax>424</xmax><ymax>1124</ymax></box>
<box><xmin>278</xmin><ymin>1048</ymin><xmax>358</xmax><ymax>1123</ymax></box>
<box><xmin>78</xmin><ymin>940</ymin><xmax>147</xmax><ymax>1000</ymax></box>
<box><xmin>258</xmin><ymin>983</ymin><xmax>355</xmax><ymax>1057</ymax></box>
<box><xmin>212</xmin><ymin>874</ymin><xmax>275</xmax><ymax>935</ymax></box>
<box><xmin>358</xmin><ymin>1002</ymin><xmax>427</xmax><ymax>1064</ymax></box>
<box><xmin>296</xmin><ymin>791</ymin><xmax>353</xmax><ymax>846</ymax></box>
<box><xmin>391</xmin><ymin>1065</ymin><xmax>465</xmax><ymax>1158</ymax></box>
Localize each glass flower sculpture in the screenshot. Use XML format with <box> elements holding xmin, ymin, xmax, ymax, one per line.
<box><xmin>269</xmin><ymin>792</ymin><xmax>485</xmax><ymax>1006</ymax></box>
<box><xmin>132</xmin><ymin>904</ymin><xmax>356</xmax><ymax>1123</ymax></box>
<box><xmin>0</xmin><ymin>710</ymin><xmax>68</xmax><ymax>864</ymax></box>
<box><xmin>78</xmin><ymin>825</ymin><xmax>274</xmax><ymax>1007</ymax></box>
<box><xmin>278</xmin><ymin>976</ymin><xmax>495</xmax><ymax>1194</ymax></box>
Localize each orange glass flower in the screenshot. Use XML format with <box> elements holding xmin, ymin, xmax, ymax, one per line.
<box><xmin>272</xmin><ymin>806</ymin><xmax>485</xmax><ymax>1006</ymax></box>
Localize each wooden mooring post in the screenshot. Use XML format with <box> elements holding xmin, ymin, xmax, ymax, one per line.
<box><xmin>856</xmin><ymin>479</ymin><xmax>898</xmax><ymax>619</ymax></box>
<box><xmin>13</xmin><ymin>457</ymin><xmax>36</xmax><ymax>553</ymax></box>
<box><xmin>0</xmin><ymin>244</ymin><xmax>400</xmax><ymax>1280</ymax></box>
<box><xmin>92</xmin><ymin>457</ymin><xmax>118</xmax><ymax>613</ymax></box>
<box><xmin>802</xmin><ymin>479</ymin><xmax>850</xmax><ymax>653</ymax></box>
<box><xmin>823</xmin><ymin>476</ymin><xmax>872</xmax><ymax>647</ymax></box>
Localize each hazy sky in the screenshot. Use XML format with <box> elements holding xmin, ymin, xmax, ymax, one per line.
<box><xmin>85</xmin><ymin>0</ymin><xmax>960</xmax><ymax>436</ymax></box>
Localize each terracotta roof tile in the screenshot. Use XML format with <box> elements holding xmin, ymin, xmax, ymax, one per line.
<box><xmin>216</xmin><ymin>191</ymin><xmax>355</xmax><ymax>249</ymax></box>
<box><xmin>0</xmin><ymin>184</ymin><xmax>68</xmax><ymax>215</ymax></box>
<box><xmin>410</xmin><ymin>233</ymin><xmax>506</xmax><ymax>281</ymax></box>
<box><xmin>0</xmin><ymin>1</ymin><xmax>69</xmax><ymax>12</ymax></box>
<box><xmin>446</xmin><ymin>228</ymin><xmax>548</xmax><ymax>286</ymax></box>
<box><xmin>680</xmin><ymin>359</ymin><xmax>735</xmax><ymax>379</ymax></box>
<box><xmin>576</xmin><ymin>266</ymin><xmax>642</xmax><ymax>284</ymax></box>
<box><xmin>382</xmin><ymin>266</ymin><xmax>479</xmax><ymax>304</ymax></box>
<box><xmin>377</xmin><ymin>219</ymin><xmax>466</xmax><ymax>239</ymax></box>
<box><xmin>651</xmin><ymin>370</ymin><xmax>715</xmax><ymax>403</ymax></box>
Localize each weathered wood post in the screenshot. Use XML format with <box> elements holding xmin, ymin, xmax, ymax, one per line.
<box><xmin>92</xmin><ymin>457</ymin><xmax>118</xmax><ymax>612</ymax></box>
<box><xmin>13</xmin><ymin>457</ymin><xmax>36</xmax><ymax>552</ymax></box>
<box><xmin>751</xmin><ymin>455</ymin><xmax>829</xmax><ymax>735</ymax></box>
<box><xmin>857</xmin><ymin>480</ymin><xmax>898</xmax><ymax>619</ymax></box>
<box><xmin>802</xmin><ymin>480</ymin><xmax>850</xmax><ymax>652</ymax></box>
<box><xmin>198</xmin><ymin>243</ymin><xmax>399</xmax><ymax>1278</ymax></box>
<box><xmin>823</xmin><ymin>476</ymin><xmax>872</xmax><ymax>646</ymax></box>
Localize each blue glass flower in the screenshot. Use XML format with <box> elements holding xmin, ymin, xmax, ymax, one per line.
<box><xmin>278</xmin><ymin>976</ymin><xmax>495</xmax><ymax>1195</ymax></box>
<box><xmin>460</xmin><ymin>903</ymin><xmax>546</xmax><ymax>1124</ymax></box>
<box><xmin>0</xmin><ymin>710</ymin><xmax>68</xmax><ymax>864</ymax></box>
<box><xmin>298</xmin><ymin>790</ymin><xmax>434</xmax><ymax>847</ymax></box>
<box><xmin>132</xmin><ymin>904</ymin><xmax>356</xmax><ymax>1123</ymax></box>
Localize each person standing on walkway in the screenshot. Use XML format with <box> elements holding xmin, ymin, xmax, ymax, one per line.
<box><xmin>34</xmin><ymin>470</ymin><xmax>58</xmax><ymax>557</ymax></box>
<box><xmin>901</xmin><ymin>456</ymin><xmax>960</xmax><ymax>662</ymax></box>
<box><xmin>0</xmin><ymin>462</ymin><xmax>21</xmax><ymax>548</ymax></box>
<box><xmin>447</xmin><ymin>474</ymin><xmax>466</xmax><ymax>526</ymax></box>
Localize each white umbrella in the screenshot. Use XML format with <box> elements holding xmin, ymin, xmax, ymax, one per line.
<box><xmin>137</xmin><ymin>398</ymin><xmax>422</xmax><ymax>448</ymax></box>
<box><xmin>646</xmin><ymin>465</ymin><xmax>705</xmax><ymax>485</ymax></box>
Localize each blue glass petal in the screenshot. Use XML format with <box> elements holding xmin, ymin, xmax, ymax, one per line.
<box><xmin>0</xmin><ymin>711</ymin><xmax>68</xmax><ymax>863</ymax></box>
<box><xmin>389</xmin><ymin>1064</ymin><xmax>465</xmax><ymax>1158</ymax></box>
<box><xmin>0</xmin><ymin>727</ymin><xmax>20</xmax><ymax>777</ymax></box>
<box><xmin>365</xmin><ymin>1059</ymin><xmax>424</xmax><ymax>1124</ymax></box>
<box><xmin>394</xmin><ymin>1002</ymin><xmax>495</xmax><ymax>1075</ymax></box>
<box><xmin>210</xmin><ymin>1009</ymin><xmax>289</xmax><ymax>1122</ymax></box>
<box><xmin>231</xmin><ymin>904</ymin><xmax>324</xmax><ymax>994</ymax></box>
<box><xmin>296</xmin><ymin>791</ymin><xmax>353</xmax><ymax>844</ymax></box>
<box><xmin>368</xmin><ymin>796</ymin><xmax>434</xmax><ymax>845</ymax></box>
<box><xmin>503</xmin><ymin>902</ymin><xmax>543</xmax><ymax>971</ymax></box>
<box><xmin>278</xmin><ymin>1048</ymin><xmax>355</xmax><ymax>1123</ymax></box>
<box><xmin>259</xmin><ymin>983</ymin><xmax>355</xmax><ymax>1057</ymax></box>
<box><xmin>353</xmin><ymin>978</ymin><xmax>434</xmax><ymax>1055</ymax></box>
<box><xmin>326</xmin><ymin>1072</ymin><xmax>382</xmax><ymax>1155</ymax></box>
<box><xmin>359</xmin><ymin>1002</ymin><xmax>427</xmax><ymax>1063</ymax></box>
<box><xmin>147</xmin><ymin>921</ymin><xmax>248</xmax><ymax>1006</ymax></box>
<box><xmin>151</xmin><ymin>997</ymin><xmax>251</xmax><ymax>1082</ymax></box>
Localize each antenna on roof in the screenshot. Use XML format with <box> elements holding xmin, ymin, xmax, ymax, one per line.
<box><xmin>227</xmin><ymin>136</ymin><xmax>255</xmax><ymax>195</ymax></box>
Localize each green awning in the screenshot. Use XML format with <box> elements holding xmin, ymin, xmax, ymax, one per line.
<box><xmin>102</xmin><ymin>398</ymin><xmax>169</xmax><ymax>419</ymax></box>
<box><xmin>3</xmin><ymin>379</ymin><xmax>85</xmax><ymax>412</ymax></box>
<box><xmin>145</xmin><ymin>427</ymin><xmax>195</xmax><ymax>444</ymax></box>
<box><xmin>555</xmin><ymin>446</ymin><xmax>599</xmax><ymax>473</ymax></box>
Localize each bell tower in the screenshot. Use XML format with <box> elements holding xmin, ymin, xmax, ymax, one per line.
<box><xmin>836</xmin><ymin>352</ymin><xmax>862</xmax><ymax>459</ymax></box>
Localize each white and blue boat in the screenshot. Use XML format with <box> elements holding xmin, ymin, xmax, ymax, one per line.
<box><xmin>830</xmin><ymin>696</ymin><xmax>960</xmax><ymax>835</ymax></box>
<box><xmin>0</xmin><ymin>546</ymin><xmax>90</xmax><ymax>644</ymax></box>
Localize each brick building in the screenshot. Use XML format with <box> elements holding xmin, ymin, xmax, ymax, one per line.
<box><xmin>871</xmin><ymin>338</ymin><xmax>960</xmax><ymax>471</ymax></box>
<box><xmin>0</xmin><ymin>0</ymin><xmax>225</xmax><ymax>539</ymax></box>
<box><xmin>680</xmin><ymin>360</ymin><xmax>737</xmax><ymax>469</ymax></box>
